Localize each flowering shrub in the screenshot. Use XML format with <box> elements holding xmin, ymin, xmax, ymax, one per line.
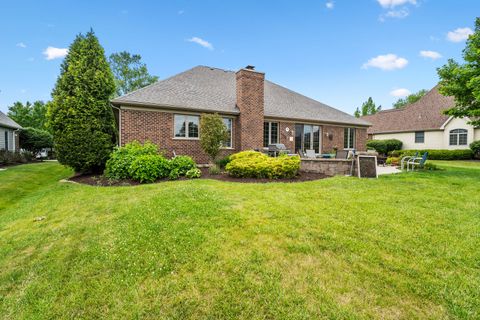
<box><xmin>225</xmin><ymin>151</ymin><xmax>300</xmax><ymax>179</ymax></box>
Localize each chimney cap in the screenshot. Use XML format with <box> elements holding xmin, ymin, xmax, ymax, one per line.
<box><xmin>245</xmin><ymin>65</ymin><xmax>255</xmax><ymax>70</ymax></box>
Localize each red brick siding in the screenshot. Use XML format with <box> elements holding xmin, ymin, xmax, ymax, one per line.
<box><xmin>236</xmin><ymin>69</ymin><xmax>265</xmax><ymax>150</ymax></box>
<box><xmin>278</xmin><ymin>121</ymin><xmax>295</xmax><ymax>151</ymax></box>
<box><xmin>322</xmin><ymin>125</ymin><xmax>345</xmax><ymax>153</ymax></box>
<box><xmin>355</xmin><ymin>128</ymin><xmax>367</xmax><ymax>151</ymax></box>
<box><xmin>120</xmin><ymin>108</ymin><xmax>237</xmax><ymax>164</ymax></box>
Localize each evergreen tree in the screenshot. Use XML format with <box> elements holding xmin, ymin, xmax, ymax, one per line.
<box><xmin>438</xmin><ymin>18</ymin><xmax>480</xmax><ymax>127</ymax></box>
<box><xmin>47</xmin><ymin>30</ymin><xmax>116</xmax><ymax>173</ymax></box>
<box><xmin>109</xmin><ymin>51</ymin><xmax>158</xmax><ymax>97</ymax></box>
<box><xmin>354</xmin><ymin>97</ymin><xmax>381</xmax><ymax>117</ymax></box>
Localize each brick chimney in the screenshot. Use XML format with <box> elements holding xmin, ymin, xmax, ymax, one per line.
<box><xmin>236</xmin><ymin>66</ymin><xmax>265</xmax><ymax>150</ymax></box>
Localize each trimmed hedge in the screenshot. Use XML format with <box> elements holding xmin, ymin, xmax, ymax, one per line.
<box><xmin>366</xmin><ymin>139</ymin><xmax>403</xmax><ymax>155</ymax></box>
<box><xmin>471</xmin><ymin>140</ymin><xmax>480</xmax><ymax>158</ymax></box>
<box><xmin>225</xmin><ymin>151</ymin><xmax>300</xmax><ymax>179</ymax></box>
<box><xmin>390</xmin><ymin>149</ymin><xmax>473</xmax><ymax>160</ymax></box>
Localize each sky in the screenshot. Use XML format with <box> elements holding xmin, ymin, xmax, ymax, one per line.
<box><xmin>0</xmin><ymin>0</ymin><xmax>479</xmax><ymax>115</ymax></box>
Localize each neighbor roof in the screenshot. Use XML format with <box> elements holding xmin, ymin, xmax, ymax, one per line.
<box><xmin>111</xmin><ymin>66</ymin><xmax>369</xmax><ymax>127</ymax></box>
<box><xmin>361</xmin><ymin>86</ymin><xmax>454</xmax><ymax>134</ymax></box>
<box><xmin>0</xmin><ymin>111</ymin><xmax>22</xmax><ymax>129</ymax></box>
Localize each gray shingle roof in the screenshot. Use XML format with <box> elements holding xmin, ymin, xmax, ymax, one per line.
<box><xmin>0</xmin><ymin>111</ymin><xmax>22</xmax><ymax>129</ymax></box>
<box><xmin>112</xmin><ymin>66</ymin><xmax>369</xmax><ymax>127</ymax></box>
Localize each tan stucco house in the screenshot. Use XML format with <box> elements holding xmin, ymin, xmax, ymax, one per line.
<box><xmin>362</xmin><ymin>86</ymin><xmax>480</xmax><ymax>150</ymax></box>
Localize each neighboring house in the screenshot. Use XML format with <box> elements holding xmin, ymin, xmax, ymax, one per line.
<box><xmin>111</xmin><ymin>65</ymin><xmax>370</xmax><ymax>163</ymax></box>
<box><xmin>0</xmin><ymin>111</ymin><xmax>22</xmax><ymax>152</ymax></box>
<box><xmin>362</xmin><ymin>86</ymin><xmax>480</xmax><ymax>150</ymax></box>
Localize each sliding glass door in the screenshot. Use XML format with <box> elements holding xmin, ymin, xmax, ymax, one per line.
<box><xmin>295</xmin><ymin>124</ymin><xmax>321</xmax><ymax>154</ymax></box>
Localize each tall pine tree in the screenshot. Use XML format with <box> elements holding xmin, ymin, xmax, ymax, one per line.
<box><xmin>48</xmin><ymin>30</ymin><xmax>116</xmax><ymax>173</ymax></box>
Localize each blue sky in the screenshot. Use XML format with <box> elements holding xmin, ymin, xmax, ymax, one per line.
<box><xmin>0</xmin><ymin>0</ymin><xmax>478</xmax><ymax>114</ymax></box>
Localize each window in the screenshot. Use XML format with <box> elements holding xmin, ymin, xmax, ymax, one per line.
<box><xmin>222</xmin><ymin>118</ymin><xmax>233</xmax><ymax>148</ymax></box>
<box><xmin>449</xmin><ymin>129</ymin><xmax>468</xmax><ymax>146</ymax></box>
<box><xmin>263</xmin><ymin>122</ymin><xmax>279</xmax><ymax>147</ymax></box>
<box><xmin>294</xmin><ymin>124</ymin><xmax>321</xmax><ymax>153</ymax></box>
<box><xmin>4</xmin><ymin>131</ymin><xmax>8</xmax><ymax>151</ymax></box>
<box><xmin>174</xmin><ymin>114</ymin><xmax>199</xmax><ymax>138</ymax></box>
<box><xmin>344</xmin><ymin>128</ymin><xmax>355</xmax><ymax>149</ymax></box>
<box><xmin>415</xmin><ymin>131</ymin><xmax>425</xmax><ymax>143</ymax></box>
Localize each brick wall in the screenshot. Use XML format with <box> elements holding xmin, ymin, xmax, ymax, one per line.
<box><xmin>236</xmin><ymin>68</ymin><xmax>265</xmax><ymax>150</ymax></box>
<box><xmin>120</xmin><ymin>108</ymin><xmax>237</xmax><ymax>164</ymax></box>
<box><xmin>322</xmin><ymin>125</ymin><xmax>345</xmax><ymax>153</ymax></box>
<box><xmin>278</xmin><ymin>121</ymin><xmax>295</xmax><ymax>151</ymax></box>
<box><xmin>355</xmin><ymin>128</ymin><xmax>367</xmax><ymax>151</ymax></box>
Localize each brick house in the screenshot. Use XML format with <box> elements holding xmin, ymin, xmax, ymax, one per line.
<box><xmin>111</xmin><ymin>66</ymin><xmax>370</xmax><ymax>164</ymax></box>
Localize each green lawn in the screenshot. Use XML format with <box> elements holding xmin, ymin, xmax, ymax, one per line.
<box><xmin>0</xmin><ymin>162</ymin><xmax>479</xmax><ymax>319</ymax></box>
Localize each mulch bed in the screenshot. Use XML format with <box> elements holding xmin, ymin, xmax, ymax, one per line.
<box><xmin>68</xmin><ymin>168</ymin><xmax>329</xmax><ymax>187</ymax></box>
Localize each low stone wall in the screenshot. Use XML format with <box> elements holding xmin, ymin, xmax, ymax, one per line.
<box><xmin>300</xmin><ymin>158</ymin><xmax>355</xmax><ymax>176</ymax></box>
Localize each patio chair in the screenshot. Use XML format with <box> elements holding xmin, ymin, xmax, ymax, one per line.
<box><xmin>335</xmin><ymin>150</ymin><xmax>349</xmax><ymax>159</ymax></box>
<box><xmin>298</xmin><ymin>149</ymin><xmax>306</xmax><ymax>158</ymax></box>
<box><xmin>407</xmin><ymin>152</ymin><xmax>428</xmax><ymax>171</ymax></box>
<box><xmin>305</xmin><ymin>149</ymin><xmax>317</xmax><ymax>158</ymax></box>
<box><xmin>400</xmin><ymin>152</ymin><xmax>418</xmax><ymax>170</ymax></box>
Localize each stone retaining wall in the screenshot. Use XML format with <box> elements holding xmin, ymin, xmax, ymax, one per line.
<box><xmin>300</xmin><ymin>158</ymin><xmax>355</xmax><ymax>176</ymax></box>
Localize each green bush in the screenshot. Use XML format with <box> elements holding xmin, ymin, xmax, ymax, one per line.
<box><xmin>185</xmin><ymin>168</ymin><xmax>201</xmax><ymax>178</ymax></box>
<box><xmin>215</xmin><ymin>155</ymin><xmax>231</xmax><ymax>169</ymax></box>
<box><xmin>226</xmin><ymin>151</ymin><xmax>300</xmax><ymax>179</ymax></box>
<box><xmin>19</xmin><ymin>127</ymin><xmax>53</xmax><ymax>157</ymax></box>
<box><xmin>470</xmin><ymin>140</ymin><xmax>480</xmax><ymax>158</ymax></box>
<box><xmin>168</xmin><ymin>168</ymin><xmax>180</xmax><ymax>180</ymax></box>
<box><xmin>391</xmin><ymin>149</ymin><xmax>473</xmax><ymax>160</ymax></box>
<box><xmin>386</xmin><ymin>157</ymin><xmax>400</xmax><ymax>166</ymax></box>
<box><xmin>0</xmin><ymin>150</ymin><xmax>32</xmax><ymax>165</ymax></box>
<box><xmin>104</xmin><ymin>141</ymin><xmax>158</xmax><ymax>179</ymax></box>
<box><xmin>170</xmin><ymin>156</ymin><xmax>196</xmax><ymax>175</ymax></box>
<box><xmin>422</xmin><ymin>162</ymin><xmax>440</xmax><ymax>171</ymax></box>
<box><xmin>129</xmin><ymin>154</ymin><xmax>170</xmax><ymax>183</ymax></box>
<box><xmin>366</xmin><ymin>139</ymin><xmax>403</xmax><ymax>155</ymax></box>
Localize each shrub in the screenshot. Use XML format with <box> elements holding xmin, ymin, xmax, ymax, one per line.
<box><xmin>199</xmin><ymin>113</ymin><xmax>228</xmax><ymax>163</ymax></box>
<box><xmin>47</xmin><ymin>31</ymin><xmax>116</xmax><ymax>173</ymax></box>
<box><xmin>104</xmin><ymin>141</ymin><xmax>158</xmax><ymax>179</ymax></box>
<box><xmin>0</xmin><ymin>150</ymin><xmax>32</xmax><ymax>165</ymax></box>
<box><xmin>386</xmin><ymin>157</ymin><xmax>400</xmax><ymax>166</ymax></box>
<box><xmin>471</xmin><ymin>140</ymin><xmax>480</xmax><ymax>158</ymax></box>
<box><xmin>225</xmin><ymin>151</ymin><xmax>300</xmax><ymax>179</ymax></box>
<box><xmin>391</xmin><ymin>149</ymin><xmax>473</xmax><ymax>160</ymax></box>
<box><xmin>185</xmin><ymin>168</ymin><xmax>201</xmax><ymax>178</ymax></box>
<box><xmin>168</xmin><ymin>168</ymin><xmax>180</xmax><ymax>180</ymax></box>
<box><xmin>170</xmin><ymin>156</ymin><xmax>196</xmax><ymax>175</ymax></box>
<box><xmin>423</xmin><ymin>162</ymin><xmax>440</xmax><ymax>171</ymax></box>
<box><xmin>19</xmin><ymin>127</ymin><xmax>53</xmax><ymax>157</ymax></box>
<box><xmin>366</xmin><ymin>139</ymin><xmax>403</xmax><ymax>155</ymax></box>
<box><xmin>208</xmin><ymin>164</ymin><xmax>221</xmax><ymax>175</ymax></box>
<box><xmin>215</xmin><ymin>155</ymin><xmax>231</xmax><ymax>169</ymax></box>
<box><xmin>129</xmin><ymin>154</ymin><xmax>170</xmax><ymax>183</ymax></box>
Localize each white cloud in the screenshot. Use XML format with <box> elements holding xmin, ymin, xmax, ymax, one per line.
<box><xmin>390</xmin><ymin>88</ymin><xmax>411</xmax><ymax>97</ymax></box>
<box><xmin>16</xmin><ymin>42</ymin><xmax>27</xmax><ymax>48</ymax></box>
<box><xmin>385</xmin><ymin>8</ymin><xmax>409</xmax><ymax>18</ymax></box>
<box><xmin>420</xmin><ymin>50</ymin><xmax>442</xmax><ymax>60</ymax></box>
<box><xmin>187</xmin><ymin>37</ymin><xmax>213</xmax><ymax>50</ymax></box>
<box><xmin>377</xmin><ymin>0</ymin><xmax>416</xmax><ymax>8</ymax></box>
<box><xmin>43</xmin><ymin>46</ymin><xmax>68</xmax><ymax>60</ymax></box>
<box><xmin>446</xmin><ymin>27</ymin><xmax>473</xmax><ymax>42</ymax></box>
<box><xmin>326</xmin><ymin>1</ymin><xmax>334</xmax><ymax>9</ymax></box>
<box><xmin>362</xmin><ymin>54</ymin><xmax>408</xmax><ymax>71</ymax></box>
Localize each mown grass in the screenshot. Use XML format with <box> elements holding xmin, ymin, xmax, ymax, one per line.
<box><xmin>0</xmin><ymin>161</ymin><xmax>479</xmax><ymax>319</ymax></box>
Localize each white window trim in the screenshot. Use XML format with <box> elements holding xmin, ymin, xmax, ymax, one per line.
<box><xmin>264</xmin><ymin>122</ymin><xmax>279</xmax><ymax>147</ymax></box>
<box><xmin>173</xmin><ymin>114</ymin><xmax>200</xmax><ymax>140</ymax></box>
<box><xmin>449</xmin><ymin>128</ymin><xmax>468</xmax><ymax>146</ymax></box>
<box><xmin>344</xmin><ymin>128</ymin><xmax>355</xmax><ymax>150</ymax></box>
<box><xmin>221</xmin><ymin>117</ymin><xmax>234</xmax><ymax>149</ymax></box>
